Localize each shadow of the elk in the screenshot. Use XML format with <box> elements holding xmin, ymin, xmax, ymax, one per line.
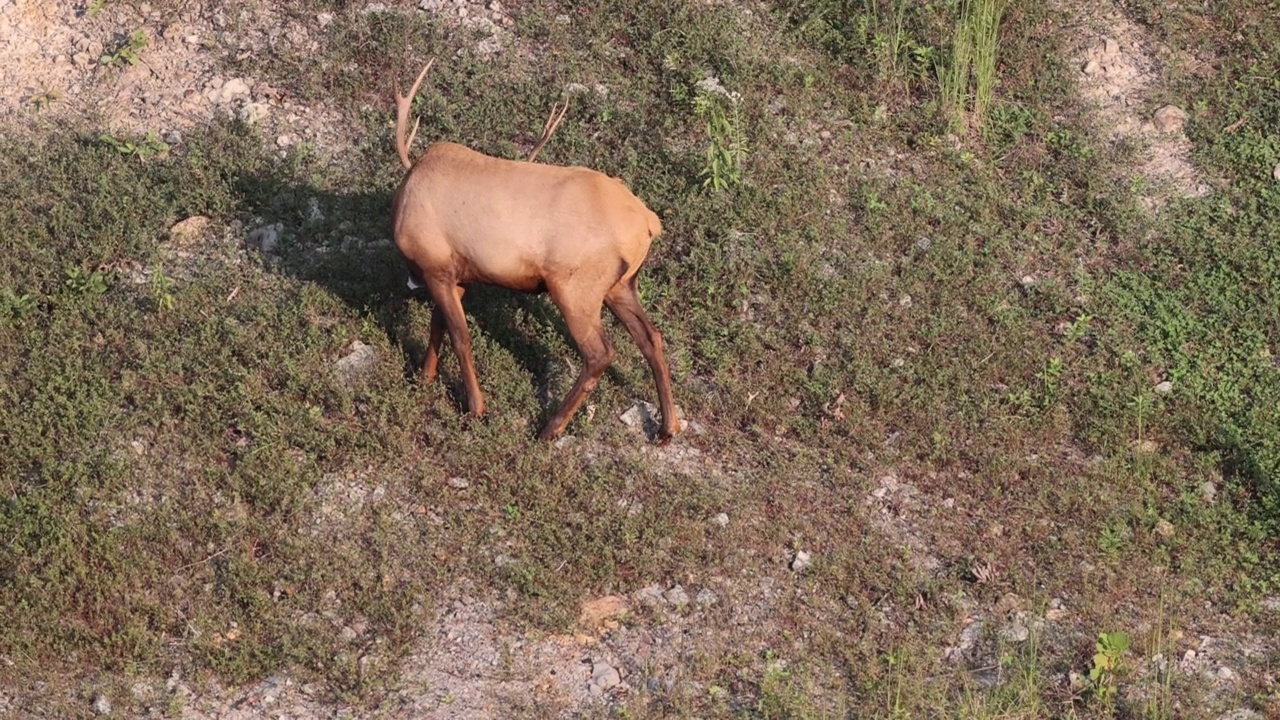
<box><xmin>256</xmin><ymin>181</ymin><xmax>621</xmax><ymax>432</ymax></box>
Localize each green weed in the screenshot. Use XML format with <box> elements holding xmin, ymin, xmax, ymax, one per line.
<box><xmin>693</xmin><ymin>76</ymin><xmax>747</xmax><ymax>192</ymax></box>
<box><xmin>98</xmin><ymin>29</ymin><xmax>149</xmax><ymax>68</ymax></box>
<box><xmin>1089</xmin><ymin>631</ymin><xmax>1131</xmax><ymax>707</ymax></box>
<box><xmin>99</xmin><ymin>131</ymin><xmax>170</xmax><ymax>160</ymax></box>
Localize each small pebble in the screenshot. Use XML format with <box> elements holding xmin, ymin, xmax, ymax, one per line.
<box><xmin>447</xmin><ymin>477</ymin><xmax>469</xmax><ymax>489</ymax></box>
<box><xmin>1154</xmin><ymin>380</ymin><xmax>1173</xmax><ymax>394</ymax></box>
<box><xmin>712</xmin><ymin>513</ymin><xmax>729</xmax><ymax>527</ymax></box>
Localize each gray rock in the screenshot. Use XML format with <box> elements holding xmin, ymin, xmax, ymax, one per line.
<box><xmin>947</xmin><ymin>619</ymin><xmax>986</xmax><ymax>661</ymax></box>
<box><xmin>662</xmin><ymin>585</ymin><xmax>690</xmax><ymax>607</ymax></box>
<box><xmin>92</xmin><ymin>694</ymin><xmax>111</xmax><ymax>715</ymax></box>
<box><xmin>446</xmin><ymin>477</ymin><xmax>470</xmax><ymax>489</ymax></box>
<box><xmin>1154</xmin><ymin>380</ymin><xmax>1173</xmax><ymax>394</ymax></box>
<box><xmin>695</xmin><ymin>588</ymin><xmax>718</xmax><ymax>607</ymax></box>
<box><xmin>619</xmin><ymin>400</ymin><xmax>660</xmax><ymax>434</ymax></box>
<box><xmin>1201</xmin><ymin>481</ymin><xmax>1217</xmax><ymax>504</ymax></box>
<box><xmin>1273</xmin><ymin>161</ymin><xmax>1280</xmax><ymax>182</ymax></box>
<box><xmin>790</xmin><ymin>550</ymin><xmax>812</xmax><ymax>572</ymax></box>
<box><xmin>635</xmin><ymin>583</ymin><xmax>665</xmax><ymax>606</ymax></box>
<box><xmin>247</xmin><ymin>223</ymin><xmax>281</xmax><ymax>253</ymax></box>
<box><xmin>712</xmin><ymin>512</ymin><xmax>729</xmax><ymax>527</ymax></box>
<box><xmin>590</xmin><ymin>661</ymin><xmax>621</xmax><ymax>694</ymax></box>
<box><xmin>999</xmin><ymin>622</ymin><xmax>1029</xmax><ymax>643</ymax></box>
<box><xmin>334</xmin><ymin>341</ymin><xmax>378</xmax><ymax>385</ymax></box>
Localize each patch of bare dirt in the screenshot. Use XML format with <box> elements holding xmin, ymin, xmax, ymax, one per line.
<box><xmin>1060</xmin><ymin>0</ymin><xmax>1212</xmax><ymax>206</ymax></box>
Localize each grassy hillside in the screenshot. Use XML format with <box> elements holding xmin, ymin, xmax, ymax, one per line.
<box><xmin>2</xmin><ymin>0</ymin><xmax>1278</xmax><ymax>716</ymax></box>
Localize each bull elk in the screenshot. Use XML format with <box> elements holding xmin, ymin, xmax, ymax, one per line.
<box><xmin>391</xmin><ymin>61</ymin><xmax>679</xmax><ymax>442</ymax></box>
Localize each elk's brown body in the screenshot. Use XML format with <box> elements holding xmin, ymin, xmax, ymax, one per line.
<box><xmin>391</xmin><ymin>62</ymin><xmax>678</xmax><ymax>442</ymax></box>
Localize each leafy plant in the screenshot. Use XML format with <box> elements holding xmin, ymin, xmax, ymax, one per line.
<box><xmin>1</xmin><ymin>287</ymin><xmax>37</xmax><ymax>318</ymax></box>
<box><xmin>28</xmin><ymin>89</ymin><xmax>62</xmax><ymax>110</ymax></box>
<box><xmin>693</xmin><ymin>76</ymin><xmax>748</xmax><ymax>192</ymax></box>
<box><xmin>64</xmin><ymin>267</ymin><xmax>109</xmax><ymax>295</ymax></box>
<box><xmin>99</xmin><ymin>131</ymin><xmax>169</xmax><ymax>160</ymax></box>
<box><xmin>1089</xmin><ymin>631</ymin><xmax>1130</xmax><ymax>704</ymax></box>
<box><xmin>149</xmin><ymin>266</ymin><xmax>176</xmax><ymax>313</ymax></box>
<box><xmin>1098</xmin><ymin>522</ymin><xmax>1127</xmax><ymax>558</ymax></box>
<box><xmin>98</xmin><ymin>29</ymin><xmax>149</xmax><ymax>68</ymax></box>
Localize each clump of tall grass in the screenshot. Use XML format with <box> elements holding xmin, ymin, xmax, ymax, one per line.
<box><xmin>939</xmin><ymin>0</ymin><xmax>1006</xmax><ymax>137</ymax></box>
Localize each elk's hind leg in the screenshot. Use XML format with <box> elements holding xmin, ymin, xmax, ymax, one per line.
<box><xmin>421</xmin><ymin>305</ymin><xmax>445</xmax><ymax>383</ymax></box>
<box><xmin>425</xmin><ymin>280</ymin><xmax>486</xmax><ymax>417</ymax></box>
<box><xmin>540</xmin><ymin>288</ymin><xmax>615</xmax><ymax>441</ymax></box>
<box><xmin>605</xmin><ymin>277</ymin><xmax>678</xmax><ymax>441</ymax></box>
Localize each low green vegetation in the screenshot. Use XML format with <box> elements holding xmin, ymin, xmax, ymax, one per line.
<box><xmin>2</xmin><ymin>0</ymin><xmax>1279</xmax><ymax>716</ymax></box>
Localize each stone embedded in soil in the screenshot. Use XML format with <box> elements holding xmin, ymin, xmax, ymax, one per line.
<box><xmin>695</xmin><ymin>588</ymin><xmax>718</xmax><ymax>607</ymax></box>
<box><xmin>446</xmin><ymin>477</ymin><xmax>469</xmax><ymax>489</ymax></box>
<box><xmin>999</xmin><ymin>622</ymin><xmax>1030</xmax><ymax>643</ymax></box>
<box><xmin>1153</xmin><ymin>104</ymin><xmax>1187</xmax><ymax>133</ymax></box>
<box><xmin>247</xmin><ymin>223</ymin><xmax>281</xmax><ymax>253</ymax></box>
<box><xmin>662</xmin><ymin>585</ymin><xmax>690</xmax><ymax>607</ymax></box>
<box><xmin>239</xmin><ymin>101</ymin><xmax>270</xmax><ymax>124</ymax></box>
<box><xmin>947</xmin><ymin>619</ymin><xmax>986</xmax><ymax>661</ymax></box>
<box><xmin>334</xmin><ymin>341</ymin><xmax>378</xmax><ymax>385</ymax></box>
<box><xmin>92</xmin><ymin>694</ymin><xmax>111</xmax><ymax>715</ymax></box>
<box><xmin>169</xmin><ymin>215</ymin><xmax>210</xmax><ymax>246</ymax></box>
<box><xmin>790</xmin><ymin>550</ymin><xmax>812</xmax><ymax>572</ymax></box>
<box><xmin>1201</xmin><ymin>481</ymin><xmax>1218</xmax><ymax>504</ymax></box>
<box><xmin>209</xmin><ymin>77</ymin><xmax>250</xmax><ymax>104</ymax></box>
<box><xmin>635</xmin><ymin>583</ymin><xmax>665</xmax><ymax>606</ymax></box>
<box><xmin>712</xmin><ymin>512</ymin><xmax>729</xmax><ymax>527</ymax></box>
<box><xmin>1273</xmin><ymin>161</ymin><xmax>1280</xmax><ymax>182</ymax></box>
<box><xmin>589</xmin><ymin>661</ymin><xmax>621</xmax><ymax>695</ymax></box>
<box><xmin>1155</xmin><ymin>380</ymin><xmax>1173</xmax><ymax>394</ymax></box>
<box><xmin>579</xmin><ymin>595</ymin><xmax>628</xmax><ymax>630</ymax></box>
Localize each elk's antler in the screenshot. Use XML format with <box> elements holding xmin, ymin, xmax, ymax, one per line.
<box><xmin>394</xmin><ymin>60</ymin><xmax>434</xmax><ymax>170</ymax></box>
<box><xmin>526</xmin><ymin>100</ymin><xmax>568</xmax><ymax>163</ymax></box>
